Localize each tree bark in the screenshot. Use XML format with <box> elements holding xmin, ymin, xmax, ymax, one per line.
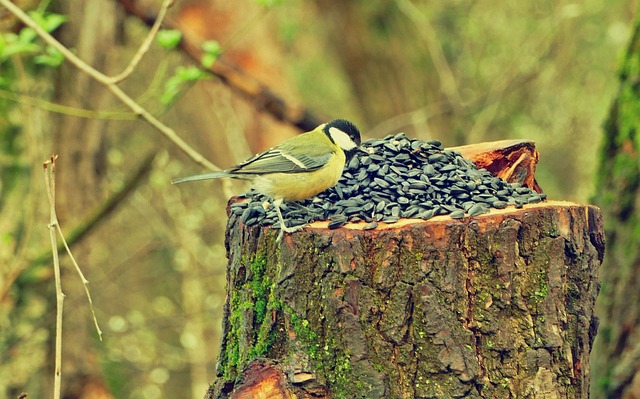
<box><xmin>207</xmin><ymin>199</ymin><xmax>603</xmax><ymax>398</ymax></box>
<box><xmin>590</xmin><ymin>11</ymin><xmax>640</xmax><ymax>399</ymax></box>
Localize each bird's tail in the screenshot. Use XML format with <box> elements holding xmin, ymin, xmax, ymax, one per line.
<box><xmin>171</xmin><ymin>170</ymin><xmax>229</xmax><ymax>184</ymax></box>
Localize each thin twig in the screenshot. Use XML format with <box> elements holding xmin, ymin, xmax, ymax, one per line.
<box><xmin>30</xmin><ymin>152</ymin><xmax>157</xmax><ymax>268</ymax></box>
<box><xmin>55</xmin><ymin>222</ymin><xmax>103</xmax><ymax>341</ymax></box>
<box><xmin>107</xmin><ymin>0</ymin><xmax>174</xmax><ymax>83</ymax></box>
<box><xmin>0</xmin><ymin>0</ymin><xmax>218</xmax><ymax>172</ymax></box>
<box><xmin>43</xmin><ymin>155</ymin><xmax>64</xmax><ymax>399</ymax></box>
<box><xmin>0</xmin><ymin>88</ymin><xmax>136</xmax><ymax>120</ymax></box>
<box><xmin>114</xmin><ymin>0</ymin><xmax>323</xmax><ymax>132</ymax></box>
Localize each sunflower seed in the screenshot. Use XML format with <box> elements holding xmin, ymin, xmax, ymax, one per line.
<box><xmin>230</xmin><ymin>134</ymin><xmax>547</xmax><ymax>233</ymax></box>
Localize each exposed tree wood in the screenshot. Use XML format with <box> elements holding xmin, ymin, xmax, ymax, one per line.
<box><xmin>453</xmin><ymin>140</ymin><xmax>542</xmax><ymax>192</ymax></box>
<box><xmin>207</xmin><ymin>200</ymin><xmax>603</xmax><ymax>399</ymax></box>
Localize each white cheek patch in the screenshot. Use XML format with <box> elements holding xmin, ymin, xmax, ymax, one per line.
<box><xmin>329</xmin><ymin>127</ymin><xmax>357</xmax><ymax>151</ymax></box>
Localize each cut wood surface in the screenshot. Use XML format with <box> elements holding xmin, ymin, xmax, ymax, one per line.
<box><xmin>453</xmin><ymin>140</ymin><xmax>541</xmax><ymax>192</ymax></box>
<box><xmin>206</xmin><ymin>140</ymin><xmax>604</xmax><ymax>399</ymax></box>
<box><xmin>208</xmin><ymin>201</ymin><xmax>603</xmax><ymax>399</ymax></box>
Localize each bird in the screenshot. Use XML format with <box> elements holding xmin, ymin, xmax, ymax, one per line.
<box><xmin>172</xmin><ymin>119</ymin><xmax>362</xmax><ymax>240</ymax></box>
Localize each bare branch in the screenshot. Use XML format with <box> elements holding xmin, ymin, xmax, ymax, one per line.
<box><xmin>107</xmin><ymin>0</ymin><xmax>174</xmax><ymax>83</ymax></box>
<box><xmin>0</xmin><ymin>0</ymin><xmax>218</xmax><ymax>172</ymax></box>
<box><xmin>115</xmin><ymin>0</ymin><xmax>324</xmax><ymax>132</ymax></box>
<box><xmin>43</xmin><ymin>155</ymin><xmax>64</xmax><ymax>399</ymax></box>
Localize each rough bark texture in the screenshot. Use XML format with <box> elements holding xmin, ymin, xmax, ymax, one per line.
<box><xmin>590</xmin><ymin>12</ymin><xmax>640</xmax><ymax>399</ymax></box>
<box><xmin>207</xmin><ymin>201</ymin><xmax>603</xmax><ymax>399</ymax></box>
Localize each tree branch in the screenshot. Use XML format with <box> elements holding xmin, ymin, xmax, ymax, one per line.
<box><xmin>114</xmin><ymin>0</ymin><xmax>323</xmax><ymax>132</ymax></box>
<box><xmin>0</xmin><ymin>0</ymin><xmax>218</xmax><ymax>172</ymax></box>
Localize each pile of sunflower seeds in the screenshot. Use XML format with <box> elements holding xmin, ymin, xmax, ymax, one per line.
<box><xmin>230</xmin><ymin>133</ymin><xmax>546</xmax><ymax>230</ymax></box>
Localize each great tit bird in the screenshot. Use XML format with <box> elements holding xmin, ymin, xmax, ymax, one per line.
<box><xmin>172</xmin><ymin>119</ymin><xmax>362</xmax><ymax>239</ymax></box>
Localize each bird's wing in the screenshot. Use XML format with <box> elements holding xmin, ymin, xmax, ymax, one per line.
<box><xmin>231</xmin><ymin>146</ymin><xmax>333</xmax><ymax>175</ymax></box>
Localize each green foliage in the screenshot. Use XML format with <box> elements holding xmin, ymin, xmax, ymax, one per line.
<box><xmin>255</xmin><ymin>0</ymin><xmax>283</xmax><ymax>8</ymax></box>
<box><xmin>156</xmin><ymin>29</ymin><xmax>182</xmax><ymax>50</ymax></box>
<box><xmin>160</xmin><ymin>66</ymin><xmax>209</xmax><ymax>105</ymax></box>
<box><xmin>200</xmin><ymin>40</ymin><xmax>222</xmax><ymax>69</ymax></box>
<box><xmin>0</xmin><ymin>11</ymin><xmax>66</xmax><ymax>66</ymax></box>
<box><xmin>0</xmin><ymin>8</ymin><xmax>66</xmax><ymax>202</ymax></box>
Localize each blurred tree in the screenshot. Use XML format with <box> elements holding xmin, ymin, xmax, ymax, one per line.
<box><xmin>591</xmin><ymin>12</ymin><xmax>640</xmax><ymax>399</ymax></box>
<box><xmin>0</xmin><ymin>0</ymin><xmax>636</xmax><ymax>398</ymax></box>
<box><xmin>47</xmin><ymin>0</ymin><xmax>121</xmax><ymax>397</ymax></box>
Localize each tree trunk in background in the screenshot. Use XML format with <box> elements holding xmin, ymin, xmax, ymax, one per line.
<box><xmin>591</xmin><ymin>14</ymin><xmax>640</xmax><ymax>399</ymax></box>
<box><xmin>311</xmin><ymin>0</ymin><xmax>452</xmax><ymax>140</ymax></box>
<box><xmin>208</xmin><ymin>202</ymin><xmax>603</xmax><ymax>399</ymax></box>
<box><xmin>47</xmin><ymin>1</ymin><xmax>121</xmax><ymax>397</ymax></box>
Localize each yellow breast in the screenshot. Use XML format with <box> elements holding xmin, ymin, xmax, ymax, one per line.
<box><xmin>253</xmin><ymin>150</ymin><xmax>346</xmax><ymax>201</ymax></box>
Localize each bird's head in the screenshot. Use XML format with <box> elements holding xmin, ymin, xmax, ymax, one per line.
<box><xmin>323</xmin><ymin>119</ymin><xmax>361</xmax><ymax>152</ymax></box>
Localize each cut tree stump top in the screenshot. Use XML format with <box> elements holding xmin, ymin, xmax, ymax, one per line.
<box><xmin>207</xmin><ymin>140</ymin><xmax>604</xmax><ymax>399</ymax></box>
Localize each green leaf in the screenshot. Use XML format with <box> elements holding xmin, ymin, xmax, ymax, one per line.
<box><xmin>28</xmin><ymin>11</ymin><xmax>67</xmax><ymax>33</ymax></box>
<box><xmin>34</xmin><ymin>46</ymin><xmax>64</xmax><ymax>67</ymax></box>
<box><xmin>175</xmin><ymin>65</ymin><xmax>208</xmax><ymax>81</ymax></box>
<box><xmin>43</xmin><ymin>13</ymin><xmax>68</xmax><ymax>33</ymax></box>
<box><xmin>202</xmin><ymin>40</ymin><xmax>222</xmax><ymax>56</ymax></box>
<box><xmin>200</xmin><ymin>40</ymin><xmax>222</xmax><ymax>68</ymax></box>
<box><xmin>156</xmin><ymin>30</ymin><xmax>183</xmax><ymax>49</ymax></box>
<box><xmin>18</xmin><ymin>27</ymin><xmax>37</xmax><ymax>44</ymax></box>
<box><xmin>255</xmin><ymin>0</ymin><xmax>283</xmax><ymax>7</ymax></box>
<box><xmin>160</xmin><ymin>66</ymin><xmax>209</xmax><ymax>105</ymax></box>
<box><xmin>201</xmin><ymin>53</ymin><xmax>216</xmax><ymax>69</ymax></box>
<box><xmin>0</xmin><ymin>40</ymin><xmax>40</xmax><ymax>60</ymax></box>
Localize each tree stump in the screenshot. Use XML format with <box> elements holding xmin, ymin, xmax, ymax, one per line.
<box><xmin>206</xmin><ymin>142</ymin><xmax>604</xmax><ymax>399</ymax></box>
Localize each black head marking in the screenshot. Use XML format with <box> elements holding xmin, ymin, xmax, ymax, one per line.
<box><xmin>323</xmin><ymin>119</ymin><xmax>361</xmax><ymax>147</ymax></box>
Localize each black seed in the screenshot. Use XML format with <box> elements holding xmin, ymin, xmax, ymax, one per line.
<box><xmin>418</xmin><ymin>209</ymin><xmax>436</xmax><ymax>219</ymax></box>
<box><xmin>440</xmin><ymin>164</ymin><xmax>457</xmax><ymax>173</ymax></box>
<box><xmin>384</xmin><ymin>142</ymin><xmax>397</xmax><ymax>152</ymax></box>
<box><xmin>241</xmin><ymin>207</ymin><xmax>255</xmax><ymax>223</ymax></box>
<box><xmin>245</xmin><ymin>217</ymin><xmax>258</xmax><ymax>226</ymax></box>
<box><xmin>348</xmin><ymin>156</ymin><xmax>360</xmax><ymax>170</ymax></box>
<box><xmin>344</xmin><ymin>206</ymin><xmax>361</xmax><ymax>215</ymax></box>
<box><xmin>527</xmin><ymin>195</ymin><xmax>542</xmax><ymax>204</ymax></box>
<box><xmin>492</xmin><ymin>200</ymin><xmax>509</xmax><ymax>209</ymax></box>
<box><xmin>374</xmin><ymin>177</ymin><xmax>390</xmax><ymax>188</ymax></box>
<box><xmin>336</xmin><ymin>199</ymin><xmax>359</xmax><ymax>207</ymax></box>
<box><xmin>362</xmin><ymin>202</ymin><xmax>374</xmax><ymax>212</ymax></box>
<box><xmin>363</xmin><ymin>221</ymin><xmax>378</xmax><ymax>230</ymax></box>
<box><xmin>328</xmin><ymin>215</ymin><xmax>348</xmax><ymax>229</ymax></box>
<box><xmin>468</xmin><ymin>203</ymin><xmax>486</xmax><ymax>216</ymax></box>
<box><xmin>384</xmin><ymin>174</ymin><xmax>398</xmax><ymax>184</ymax></box>
<box><xmin>428</xmin><ymin>153</ymin><xmax>446</xmax><ymax>163</ymax></box>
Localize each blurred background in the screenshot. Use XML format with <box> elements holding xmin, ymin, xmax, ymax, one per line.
<box><xmin>0</xmin><ymin>0</ymin><xmax>636</xmax><ymax>398</ymax></box>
